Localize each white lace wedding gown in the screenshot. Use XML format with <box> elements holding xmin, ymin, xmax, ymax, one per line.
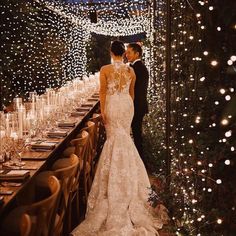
<box><xmin>71</xmin><ymin>62</ymin><xmax>165</xmax><ymax>236</ymax></box>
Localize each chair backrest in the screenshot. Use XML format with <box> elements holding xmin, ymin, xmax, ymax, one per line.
<box><xmin>81</xmin><ymin>121</ymin><xmax>96</xmax><ymax>164</ymax></box>
<box><xmin>71</xmin><ymin>130</ymin><xmax>89</xmax><ymax>171</ymax></box>
<box><xmin>51</xmin><ymin>154</ymin><xmax>79</xmax><ymax>236</ymax></box>
<box><xmin>20</xmin><ymin>214</ymin><xmax>31</xmax><ymax>236</ymax></box>
<box><xmin>91</xmin><ymin>113</ymin><xmax>106</xmax><ymax>157</ymax></box>
<box><xmin>25</xmin><ymin>176</ymin><xmax>60</xmax><ymax>236</ymax></box>
<box><xmin>89</xmin><ymin>113</ymin><xmax>102</xmax><ymax>153</ymax></box>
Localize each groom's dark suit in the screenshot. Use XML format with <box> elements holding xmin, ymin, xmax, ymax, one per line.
<box><xmin>130</xmin><ymin>60</ymin><xmax>149</xmax><ymax>163</ymax></box>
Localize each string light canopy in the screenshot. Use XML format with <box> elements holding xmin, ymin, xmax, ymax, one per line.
<box><xmin>39</xmin><ymin>0</ymin><xmax>153</xmax><ymax>37</ymax></box>
<box><xmin>0</xmin><ymin>0</ymin><xmax>156</xmax><ymax>108</ymax></box>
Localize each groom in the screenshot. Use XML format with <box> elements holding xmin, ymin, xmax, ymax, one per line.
<box><xmin>126</xmin><ymin>43</ymin><xmax>149</xmax><ymax>165</ymax></box>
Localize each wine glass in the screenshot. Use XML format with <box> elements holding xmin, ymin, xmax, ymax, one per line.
<box><xmin>12</xmin><ymin>137</ymin><xmax>26</xmax><ymax>166</ymax></box>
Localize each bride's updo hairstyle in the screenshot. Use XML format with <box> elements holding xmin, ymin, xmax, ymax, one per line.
<box><xmin>110</xmin><ymin>40</ymin><xmax>125</xmax><ymax>56</ymax></box>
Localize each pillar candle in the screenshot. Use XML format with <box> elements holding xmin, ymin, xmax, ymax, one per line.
<box><xmin>5</xmin><ymin>114</ymin><xmax>10</xmax><ymax>136</ymax></box>
<box><xmin>18</xmin><ymin>106</ymin><xmax>24</xmax><ymax>138</ymax></box>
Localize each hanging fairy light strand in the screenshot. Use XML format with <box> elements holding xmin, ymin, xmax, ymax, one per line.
<box><xmin>0</xmin><ymin>0</ymin><xmax>156</xmax><ymax>109</ymax></box>
<box><xmin>40</xmin><ymin>0</ymin><xmax>152</xmax><ymax>37</ymax></box>
<box><xmin>157</xmin><ymin>0</ymin><xmax>236</xmax><ymax>235</ymax></box>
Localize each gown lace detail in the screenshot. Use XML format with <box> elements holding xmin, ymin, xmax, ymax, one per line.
<box><xmin>71</xmin><ymin>62</ymin><xmax>167</xmax><ymax>236</ymax></box>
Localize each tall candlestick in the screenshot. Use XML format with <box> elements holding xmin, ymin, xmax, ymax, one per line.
<box><xmin>5</xmin><ymin>114</ymin><xmax>10</xmax><ymax>136</ymax></box>
<box><xmin>13</xmin><ymin>97</ymin><xmax>23</xmax><ymax>111</ymax></box>
<box><xmin>29</xmin><ymin>91</ymin><xmax>37</xmax><ymax>115</ymax></box>
<box><xmin>18</xmin><ymin>105</ymin><xmax>25</xmax><ymax>138</ymax></box>
<box><xmin>46</xmin><ymin>88</ymin><xmax>51</xmax><ymax>106</ymax></box>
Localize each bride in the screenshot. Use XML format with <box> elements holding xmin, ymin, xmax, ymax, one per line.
<box><xmin>71</xmin><ymin>41</ymin><xmax>167</xmax><ymax>236</ymax></box>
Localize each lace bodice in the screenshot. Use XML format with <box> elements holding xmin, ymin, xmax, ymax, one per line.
<box><xmin>106</xmin><ymin>62</ymin><xmax>132</xmax><ymax>95</ymax></box>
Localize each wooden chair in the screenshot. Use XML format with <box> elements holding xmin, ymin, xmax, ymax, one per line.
<box><xmin>89</xmin><ymin>113</ymin><xmax>102</xmax><ymax>178</ymax></box>
<box><xmin>65</xmin><ymin>130</ymin><xmax>89</xmax><ymax>232</ymax></box>
<box><xmin>48</xmin><ymin>154</ymin><xmax>79</xmax><ymax>236</ymax></box>
<box><xmin>0</xmin><ymin>175</ymin><xmax>60</xmax><ymax>236</ymax></box>
<box><xmin>20</xmin><ymin>214</ymin><xmax>31</xmax><ymax>236</ymax></box>
<box><xmin>80</xmin><ymin>121</ymin><xmax>96</xmax><ymax>199</ymax></box>
<box><xmin>89</xmin><ymin>114</ymin><xmax>101</xmax><ymax>155</ymax></box>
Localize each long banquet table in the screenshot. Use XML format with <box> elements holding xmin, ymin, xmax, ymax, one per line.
<box><xmin>0</xmin><ymin>97</ymin><xmax>99</xmax><ymax>221</ymax></box>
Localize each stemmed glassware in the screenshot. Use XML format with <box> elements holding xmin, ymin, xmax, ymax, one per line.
<box><xmin>11</xmin><ymin>137</ymin><xmax>26</xmax><ymax>166</ymax></box>
<box><xmin>0</xmin><ymin>74</ymin><xmax>100</xmax><ymax>165</ymax></box>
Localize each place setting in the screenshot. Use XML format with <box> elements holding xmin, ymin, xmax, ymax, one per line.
<box><xmin>0</xmin><ymin>74</ymin><xmax>99</xmax><ymax>210</ymax></box>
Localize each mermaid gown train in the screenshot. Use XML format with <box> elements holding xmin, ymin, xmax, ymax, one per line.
<box><xmin>71</xmin><ymin>62</ymin><xmax>166</xmax><ymax>236</ymax></box>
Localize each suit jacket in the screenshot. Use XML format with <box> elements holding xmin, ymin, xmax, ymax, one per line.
<box><xmin>131</xmin><ymin>60</ymin><xmax>149</xmax><ymax>116</ymax></box>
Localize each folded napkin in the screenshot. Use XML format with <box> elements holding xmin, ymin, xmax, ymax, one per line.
<box><xmin>0</xmin><ymin>169</ymin><xmax>30</xmax><ymax>181</ymax></box>
<box><xmin>47</xmin><ymin>131</ymin><xmax>68</xmax><ymax>138</ymax></box>
<box><xmin>71</xmin><ymin>111</ymin><xmax>86</xmax><ymax>117</ymax></box>
<box><xmin>81</xmin><ymin>103</ymin><xmax>94</xmax><ymax>107</ymax></box>
<box><xmin>88</xmin><ymin>98</ymin><xmax>98</xmax><ymax>102</ymax></box>
<box><xmin>31</xmin><ymin>142</ymin><xmax>56</xmax><ymax>150</ymax></box>
<box><xmin>76</xmin><ymin>107</ymin><xmax>90</xmax><ymax>112</ymax></box>
<box><xmin>92</xmin><ymin>94</ymin><xmax>99</xmax><ymax>98</ymax></box>
<box><xmin>2</xmin><ymin>162</ymin><xmax>25</xmax><ymax>170</ymax></box>
<box><xmin>57</xmin><ymin>121</ymin><xmax>76</xmax><ymax>128</ymax></box>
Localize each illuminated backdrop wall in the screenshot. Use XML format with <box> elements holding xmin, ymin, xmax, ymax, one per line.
<box><xmin>0</xmin><ymin>0</ymin><xmax>90</xmax><ymax>109</ymax></box>
<box><xmin>159</xmin><ymin>0</ymin><xmax>236</xmax><ymax>235</ymax></box>
<box><xmin>0</xmin><ymin>0</ymin><xmax>154</xmax><ymax>109</ymax></box>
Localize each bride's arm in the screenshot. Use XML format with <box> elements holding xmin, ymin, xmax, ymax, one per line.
<box><xmin>99</xmin><ymin>66</ymin><xmax>107</xmax><ymax>117</ymax></box>
<box><xmin>129</xmin><ymin>68</ymin><xmax>136</xmax><ymax>100</ymax></box>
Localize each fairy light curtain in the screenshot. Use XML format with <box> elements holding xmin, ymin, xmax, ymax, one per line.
<box><xmin>0</xmin><ymin>0</ymin><xmax>155</xmax><ymax>108</ymax></box>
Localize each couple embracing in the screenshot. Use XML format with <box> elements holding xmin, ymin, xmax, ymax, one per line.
<box><xmin>71</xmin><ymin>41</ymin><xmax>167</xmax><ymax>236</ymax></box>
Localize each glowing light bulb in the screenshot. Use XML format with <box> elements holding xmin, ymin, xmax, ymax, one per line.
<box><xmin>225</xmin><ymin>160</ymin><xmax>230</xmax><ymax>165</ymax></box>
<box><xmin>221</xmin><ymin>119</ymin><xmax>229</xmax><ymax>125</ymax></box>
<box><xmin>192</xmin><ymin>199</ymin><xmax>197</xmax><ymax>204</ymax></box>
<box><xmin>211</xmin><ymin>60</ymin><xmax>218</xmax><ymax>66</ymax></box>
<box><xmin>217</xmin><ymin>219</ymin><xmax>223</xmax><ymax>224</ymax></box>
<box><xmin>230</xmin><ymin>55</ymin><xmax>236</xmax><ymax>61</ymax></box>
<box><xmin>225</xmin><ymin>130</ymin><xmax>232</xmax><ymax>137</ymax></box>
<box><xmin>220</xmin><ymin>88</ymin><xmax>226</xmax><ymax>94</ymax></box>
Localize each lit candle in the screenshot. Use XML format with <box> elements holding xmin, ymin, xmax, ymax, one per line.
<box><xmin>25</xmin><ymin>115</ymin><xmax>32</xmax><ymax>131</ymax></box>
<box><xmin>51</xmin><ymin>91</ymin><xmax>56</xmax><ymax>106</ymax></box>
<box><xmin>5</xmin><ymin>114</ymin><xmax>10</xmax><ymax>136</ymax></box>
<box><xmin>18</xmin><ymin>105</ymin><xmax>25</xmax><ymax>138</ymax></box>
<box><xmin>44</xmin><ymin>105</ymin><xmax>51</xmax><ymax>117</ymax></box>
<box><xmin>46</xmin><ymin>88</ymin><xmax>51</xmax><ymax>105</ymax></box>
<box><xmin>29</xmin><ymin>91</ymin><xmax>37</xmax><ymax>115</ymax></box>
<box><xmin>40</xmin><ymin>98</ymin><xmax>45</xmax><ymax>121</ymax></box>
<box><xmin>10</xmin><ymin>131</ymin><xmax>18</xmax><ymax>140</ymax></box>
<box><xmin>14</xmin><ymin>97</ymin><xmax>23</xmax><ymax>111</ymax></box>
